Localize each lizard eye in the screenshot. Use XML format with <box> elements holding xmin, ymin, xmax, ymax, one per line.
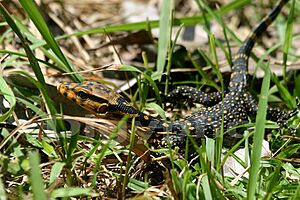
<box><xmin>97</xmin><ymin>104</ymin><xmax>108</xmax><ymax>113</ymax></box>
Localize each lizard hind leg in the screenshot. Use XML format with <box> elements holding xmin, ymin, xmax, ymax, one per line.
<box><xmin>267</xmin><ymin>98</ymin><xmax>300</xmax><ymax>135</ymax></box>
<box><xmin>166</xmin><ymin>86</ymin><xmax>223</xmax><ymax>107</ymax></box>
<box><xmin>244</xmin><ymin>94</ymin><xmax>299</xmax><ymax>134</ymax></box>
<box><xmin>277</xmin><ymin>98</ymin><xmax>300</xmax><ymax>134</ymax></box>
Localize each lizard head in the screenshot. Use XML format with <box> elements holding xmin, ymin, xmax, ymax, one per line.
<box><xmin>57</xmin><ymin>81</ymin><xmax>119</xmax><ymax>115</ymax></box>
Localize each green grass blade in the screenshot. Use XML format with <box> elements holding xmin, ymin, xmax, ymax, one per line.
<box><xmin>16</xmin><ymin>96</ymin><xmax>55</xmax><ymax>130</ymax></box>
<box><xmin>271</xmin><ymin>73</ymin><xmax>295</xmax><ymax>108</ymax></box>
<box><xmin>247</xmin><ymin>66</ymin><xmax>271</xmax><ymax>199</ymax></box>
<box><xmin>146</xmin><ymin>102</ymin><xmax>166</xmax><ymax>119</ymax></box>
<box><xmin>165</xmin><ymin>24</ymin><xmax>184</xmax><ymax>94</ymax></box>
<box><xmin>219</xmin><ymin>0</ymin><xmax>250</xmax><ymax>15</ymax></box>
<box><xmin>9</xmin><ymin>70</ymin><xmax>60</xmax><ymax>129</ymax></box>
<box><xmin>118</xmin><ymin>64</ymin><xmax>162</xmax><ymax>105</ymax></box>
<box><xmin>11</xmin><ymin>17</ymin><xmax>76</xmax><ymax>72</ymax></box>
<box><xmin>0</xmin><ymin>4</ymin><xmax>45</xmax><ymax>85</ymax></box>
<box><xmin>0</xmin><ymin>4</ymin><xmax>24</xmax><ymax>41</ymax></box>
<box><xmin>143</xmin><ymin>73</ymin><xmax>162</xmax><ymax>105</ymax></box>
<box><xmin>42</xmin><ymin>140</ymin><xmax>58</xmax><ymax>158</ymax></box>
<box><xmin>120</xmin><ymin>65</ymin><xmax>143</xmax><ymax>73</ymax></box>
<box><xmin>29</xmin><ymin>151</ymin><xmax>48</xmax><ymax>200</ymax></box>
<box><xmin>221</xmin><ymin>128</ymin><xmax>254</xmax><ymax>167</ymax></box>
<box><xmin>92</xmin><ymin>117</ymin><xmax>128</xmax><ymax>187</ymax></box>
<box><xmin>0</xmin><ymin>76</ymin><xmax>16</xmax><ymax>122</ymax></box>
<box><xmin>49</xmin><ymin>162</ymin><xmax>66</xmax><ymax>185</ymax></box>
<box><xmin>18</xmin><ymin>0</ymin><xmax>82</xmax><ymax>82</ymax></box>
<box><xmin>122</xmin><ymin>118</ymin><xmax>137</xmax><ymax>197</ymax></box>
<box><xmin>127</xmin><ymin>178</ymin><xmax>149</xmax><ymax>192</ymax></box>
<box><xmin>282</xmin><ymin>0</ymin><xmax>295</xmax><ymax>80</ymax></box>
<box><xmin>51</xmin><ymin>187</ymin><xmax>92</xmax><ymax>198</ymax></box>
<box><xmin>0</xmin><ymin>178</ymin><xmax>7</xmax><ymax>200</ymax></box>
<box><xmin>154</xmin><ymin>0</ymin><xmax>174</xmax><ymax>81</ymax></box>
<box><xmin>196</xmin><ymin>49</ymin><xmax>221</xmax><ymax>90</ymax></box>
<box><xmin>264</xmin><ymin>161</ymin><xmax>282</xmax><ymax>199</ymax></box>
<box><xmin>0</xmin><ymin>4</ymin><xmax>58</xmax><ymax>117</ymax></box>
<box><xmin>190</xmin><ymin>139</ymin><xmax>224</xmax><ymax>198</ymax></box>
<box><xmin>291</xmin><ymin>183</ymin><xmax>300</xmax><ymax>200</ymax></box>
<box><xmin>209</xmin><ymin>34</ymin><xmax>224</xmax><ymax>89</ymax></box>
<box><xmin>201</xmin><ymin>175</ymin><xmax>213</xmax><ymax>200</ymax></box>
<box><xmin>295</xmin><ymin>75</ymin><xmax>300</xmax><ymax>98</ymax></box>
<box><xmin>67</xmin><ymin>132</ymin><xmax>79</xmax><ymax>159</ymax></box>
<box><xmin>195</xmin><ymin>0</ymin><xmax>244</xmax><ymax>45</ymax></box>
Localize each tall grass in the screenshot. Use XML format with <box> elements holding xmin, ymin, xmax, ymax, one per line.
<box><xmin>0</xmin><ymin>0</ymin><xmax>299</xmax><ymax>199</ymax></box>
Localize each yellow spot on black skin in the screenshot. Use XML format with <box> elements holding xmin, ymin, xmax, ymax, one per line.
<box><xmin>157</xmin><ymin>131</ymin><xmax>172</xmax><ymax>135</ymax></box>
<box><xmin>56</xmin><ymin>1</ymin><xmax>293</xmax><ymax>152</ymax></box>
<box><xmin>162</xmin><ymin>123</ymin><xmax>169</xmax><ymax>128</ymax></box>
<box><xmin>250</xmin><ymin>32</ymin><xmax>257</xmax><ymax>41</ymax></box>
<box><xmin>264</xmin><ymin>16</ymin><xmax>273</xmax><ymax>26</ymax></box>
<box><xmin>186</xmin><ymin>121</ymin><xmax>192</xmax><ymax>126</ymax></box>
<box><xmin>189</xmin><ymin>126</ymin><xmax>195</xmax><ymax>131</ymax></box>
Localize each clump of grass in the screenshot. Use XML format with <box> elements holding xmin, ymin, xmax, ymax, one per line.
<box><xmin>0</xmin><ymin>0</ymin><xmax>299</xmax><ymax>199</ymax></box>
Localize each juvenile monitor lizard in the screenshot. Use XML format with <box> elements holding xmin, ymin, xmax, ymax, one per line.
<box><xmin>57</xmin><ymin>0</ymin><xmax>298</xmax><ymax>151</ymax></box>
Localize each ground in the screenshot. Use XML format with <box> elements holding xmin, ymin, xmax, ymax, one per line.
<box><xmin>0</xmin><ymin>0</ymin><xmax>299</xmax><ymax>199</ymax></box>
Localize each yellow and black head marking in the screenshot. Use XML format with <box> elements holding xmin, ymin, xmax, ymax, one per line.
<box><xmin>57</xmin><ymin>81</ymin><xmax>114</xmax><ymax>114</ymax></box>
<box><xmin>57</xmin><ymin>81</ymin><xmax>149</xmax><ymax>120</ymax></box>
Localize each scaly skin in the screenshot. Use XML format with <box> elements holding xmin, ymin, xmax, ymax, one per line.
<box><xmin>57</xmin><ymin>0</ymin><xmax>298</xmax><ymax>151</ymax></box>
